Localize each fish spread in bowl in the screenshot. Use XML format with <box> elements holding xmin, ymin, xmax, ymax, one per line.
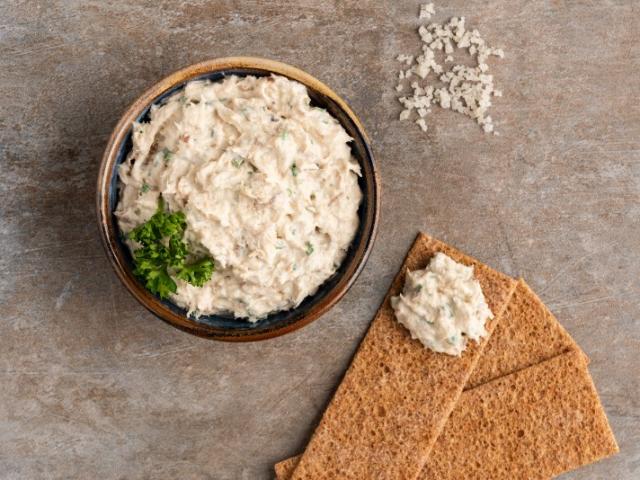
<box><xmin>115</xmin><ymin>74</ymin><xmax>362</xmax><ymax>321</ymax></box>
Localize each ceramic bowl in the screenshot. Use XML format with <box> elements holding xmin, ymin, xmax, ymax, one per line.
<box><xmin>97</xmin><ymin>57</ymin><xmax>380</xmax><ymax>341</ymax></box>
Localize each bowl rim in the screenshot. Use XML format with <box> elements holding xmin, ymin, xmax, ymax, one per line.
<box><xmin>96</xmin><ymin>56</ymin><xmax>380</xmax><ymax>341</ymax></box>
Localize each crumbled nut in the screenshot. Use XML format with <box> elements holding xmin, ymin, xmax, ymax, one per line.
<box><xmin>435</xmin><ymin>88</ymin><xmax>451</xmax><ymax>109</ymax></box>
<box><xmin>419</xmin><ymin>3</ymin><xmax>436</xmax><ymax>20</ymax></box>
<box><xmin>395</xmin><ymin>3</ymin><xmax>504</xmax><ymax>134</ymax></box>
<box><xmin>444</xmin><ymin>38</ymin><xmax>454</xmax><ymax>54</ymax></box>
<box><xmin>396</xmin><ymin>54</ymin><xmax>414</xmax><ymax>66</ymax></box>
<box><xmin>413</xmin><ymin>47</ymin><xmax>440</xmax><ymax>79</ymax></box>
<box><xmin>418</xmin><ymin>25</ymin><xmax>433</xmax><ymax>43</ymax></box>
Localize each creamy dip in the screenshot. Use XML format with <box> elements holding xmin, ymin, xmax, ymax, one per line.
<box><xmin>390</xmin><ymin>252</ymin><xmax>493</xmax><ymax>355</ymax></box>
<box><xmin>115</xmin><ymin>75</ymin><xmax>362</xmax><ymax>320</ymax></box>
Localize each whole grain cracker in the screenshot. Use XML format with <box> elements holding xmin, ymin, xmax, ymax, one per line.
<box><xmin>274</xmin><ymin>278</ymin><xmax>586</xmax><ymax>479</ymax></box>
<box><xmin>420</xmin><ymin>350</ymin><xmax>618</xmax><ymax>479</ymax></box>
<box><xmin>466</xmin><ymin>279</ymin><xmax>584</xmax><ymax>389</ymax></box>
<box><xmin>288</xmin><ymin>233</ymin><xmax>517</xmax><ymax>480</ymax></box>
<box><xmin>275</xmin><ymin>352</ymin><xmax>617</xmax><ymax>480</ymax></box>
<box><xmin>275</xmin><ymin>457</ymin><xmax>298</xmax><ymax>480</ymax></box>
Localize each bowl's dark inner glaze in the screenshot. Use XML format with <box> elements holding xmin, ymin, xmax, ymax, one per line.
<box><xmin>108</xmin><ymin>67</ymin><xmax>376</xmax><ymax>334</ymax></box>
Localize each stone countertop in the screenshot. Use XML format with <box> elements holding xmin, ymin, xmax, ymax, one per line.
<box><xmin>1</xmin><ymin>1</ymin><xmax>638</xmax><ymax>479</ymax></box>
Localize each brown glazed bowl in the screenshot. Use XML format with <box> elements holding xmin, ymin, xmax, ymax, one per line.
<box><xmin>97</xmin><ymin>57</ymin><xmax>380</xmax><ymax>341</ymax></box>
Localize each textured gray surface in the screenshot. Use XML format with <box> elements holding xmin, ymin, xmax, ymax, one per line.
<box><xmin>1</xmin><ymin>1</ymin><xmax>638</xmax><ymax>479</ymax></box>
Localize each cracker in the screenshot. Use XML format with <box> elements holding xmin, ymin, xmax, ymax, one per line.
<box><xmin>275</xmin><ymin>352</ymin><xmax>617</xmax><ymax>480</ymax></box>
<box><xmin>273</xmin><ymin>455</ymin><xmax>301</xmax><ymax>480</ymax></box>
<box><xmin>420</xmin><ymin>350</ymin><xmax>618</xmax><ymax>479</ymax></box>
<box><xmin>274</xmin><ymin>279</ymin><xmax>585</xmax><ymax>480</ymax></box>
<box><xmin>466</xmin><ymin>279</ymin><xmax>583</xmax><ymax>389</ymax></box>
<box><xmin>275</xmin><ymin>457</ymin><xmax>298</xmax><ymax>480</ymax></box>
<box><xmin>288</xmin><ymin>233</ymin><xmax>517</xmax><ymax>480</ymax></box>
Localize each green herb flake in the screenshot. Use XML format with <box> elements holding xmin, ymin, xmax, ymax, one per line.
<box><xmin>231</xmin><ymin>154</ymin><xmax>245</xmax><ymax>168</ymax></box>
<box><xmin>291</xmin><ymin>163</ymin><xmax>298</xmax><ymax>177</ymax></box>
<box><xmin>280</xmin><ymin>128</ymin><xmax>289</xmax><ymax>140</ymax></box>
<box><xmin>440</xmin><ymin>304</ymin><xmax>453</xmax><ymax>319</ymax></box>
<box><xmin>140</xmin><ymin>182</ymin><xmax>151</xmax><ymax>194</ymax></box>
<box><xmin>162</xmin><ymin>147</ymin><xmax>173</xmax><ymax>163</ymax></box>
<box><xmin>304</xmin><ymin>241</ymin><xmax>314</xmax><ymax>255</ymax></box>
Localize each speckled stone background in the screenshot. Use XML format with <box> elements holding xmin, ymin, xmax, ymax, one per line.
<box><xmin>1</xmin><ymin>1</ymin><xmax>638</xmax><ymax>479</ymax></box>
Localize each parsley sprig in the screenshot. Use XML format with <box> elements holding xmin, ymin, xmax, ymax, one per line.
<box><xmin>128</xmin><ymin>198</ymin><xmax>215</xmax><ymax>299</ymax></box>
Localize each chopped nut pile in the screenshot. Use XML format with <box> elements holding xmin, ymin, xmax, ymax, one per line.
<box><xmin>397</xmin><ymin>3</ymin><xmax>504</xmax><ymax>134</ymax></box>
